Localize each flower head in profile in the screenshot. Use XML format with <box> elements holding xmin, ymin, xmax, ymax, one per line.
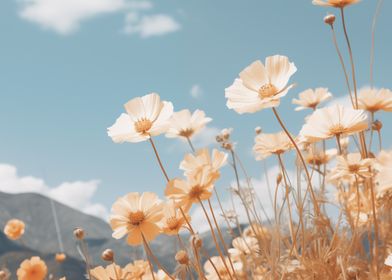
<box><xmin>358</xmin><ymin>88</ymin><xmax>392</xmax><ymax>113</ymax></box>
<box><xmin>375</xmin><ymin>150</ymin><xmax>392</xmax><ymax>198</ymax></box>
<box><xmin>166</xmin><ymin>109</ymin><xmax>212</xmax><ymax>139</ymax></box>
<box><xmin>253</xmin><ymin>131</ymin><xmax>293</xmax><ymax>160</ymax></box>
<box><xmin>292</xmin><ymin>88</ymin><xmax>332</xmax><ymax>111</ymax></box>
<box><xmin>312</xmin><ymin>0</ymin><xmax>360</xmax><ymax>8</ymax></box>
<box><xmin>225</xmin><ymin>55</ymin><xmax>297</xmax><ymax>114</ymax></box>
<box><xmin>110</xmin><ymin>192</ymin><xmax>163</xmax><ymax>246</ymax></box>
<box><xmin>4</xmin><ymin>219</ymin><xmax>25</xmax><ymax>240</ymax></box>
<box><xmin>299</xmin><ymin>104</ymin><xmax>368</xmax><ymax>143</ymax></box>
<box><xmin>228</xmin><ymin>236</ymin><xmax>258</xmax><ymax>261</ymax></box>
<box><xmin>180</xmin><ymin>148</ymin><xmax>227</xmax><ymax>179</ymax></box>
<box><xmin>305</xmin><ymin>148</ymin><xmax>337</xmax><ymax>166</ymax></box>
<box><xmin>90</xmin><ymin>264</ymin><xmax>124</xmax><ymax>280</ymax></box>
<box><xmin>165</xmin><ymin>166</ymin><xmax>216</xmax><ymax>211</ymax></box>
<box><xmin>108</xmin><ymin>93</ymin><xmax>173</xmax><ymax>143</ymax></box>
<box><xmin>16</xmin><ymin>257</ymin><xmax>47</xmax><ymax>280</ymax></box>
<box><xmin>161</xmin><ymin>200</ymin><xmax>190</xmax><ymax>235</ymax></box>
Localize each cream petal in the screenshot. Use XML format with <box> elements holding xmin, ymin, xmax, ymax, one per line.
<box><xmin>239</xmin><ymin>60</ymin><xmax>269</xmax><ymax>92</ymax></box>
<box><xmin>107</xmin><ymin>113</ymin><xmax>147</xmax><ymax>143</ymax></box>
<box><xmin>141</xmin><ymin>92</ymin><xmax>163</xmax><ymax>121</ymax></box>
<box><xmin>124</xmin><ymin>97</ymin><xmax>147</xmax><ymax>122</ymax></box>
<box><xmin>225</xmin><ymin>79</ymin><xmax>265</xmax><ymax>114</ymax></box>
<box><xmin>149</xmin><ymin>101</ymin><xmax>173</xmax><ymax>136</ymax></box>
<box><xmin>265</xmin><ymin>55</ymin><xmax>297</xmax><ymax>91</ymax></box>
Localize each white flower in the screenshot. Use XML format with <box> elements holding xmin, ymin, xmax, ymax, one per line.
<box><xmin>166</xmin><ymin>109</ymin><xmax>212</xmax><ymax>139</ymax></box>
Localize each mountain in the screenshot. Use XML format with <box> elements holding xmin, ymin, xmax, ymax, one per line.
<box><xmin>0</xmin><ymin>192</ymin><xmax>233</xmax><ymax>279</ymax></box>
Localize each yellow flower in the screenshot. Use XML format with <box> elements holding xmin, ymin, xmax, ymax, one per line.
<box><xmin>161</xmin><ymin>200</ymin><xmax>190</xmax><ymax>235</ymax></box>
<box><xmin>312</xmin><ymin>0</ymin><xmax>360</xmax><ymax>8</ymax></box>
<box><xmin>166</xmin><ymin>109</ymin><xmax>212</xmax><ymax>139</ymax></box>
<box><xmin>299</xmin><ymin>104</ymin><xmax>368</xmax><ymax>143</ymax></box>
<box><xmin>358</xmin><ymin>87</ymin><xmax>392</xmax><ymax>113</ymax></box>
<box><xmin>253</xmin><ymin>131</ymin><xmax>293</xmax><ymax>160</ymax></box>
<box><xmin>292</xmin><ymin>88</ymin><xmax>332</xmax><ymax>111</ymax></box>
<box><xmin>110</xmin><ymin>192</ymin><xmax>163</xmax><ymax>246</ymax></box>
<box><xmin>90</xmin><ymin>264</ymin><xmax>124</xmax><ymax>280</ymax></box>
<box><xmin>4</xmin><ymin>219</ymin><xmax>25</xmax><ymax>240</ymax></box>
<box><xmin>165</xmin><ymin>166</ymin><xmax>216</xmax><ymax>211</ymax></box>
<box><xmin>225</xmin><ymin>55</ymin><xmax>297</xmax><ymax>114</ymax></box>
<box><xmin>108</xmin><ymin>93</ymin><xmax>173</xmax><ymax>143</ymax></box>
<box><xmin>16</xmin><ymin>257</ymin><xmax>47</xmax><ymax>280</ymax></box>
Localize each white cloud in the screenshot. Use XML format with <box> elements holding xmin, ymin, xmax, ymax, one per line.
<box><xmin>17</xmin><ymin>0</ymin><xmax>181</xmax><ymax>37</ymax></box>
<box><xmin>0</xmin><ymin>163</ymin><xmax>108</xmax><ymax>219</ymax></box>
<box><xmin>123</xmin><ymin>13</ymin><xmax>180</xmax><ymax>38</ymax></box>
<box><xmin>18</xmin><ymin>0</ymin><xmax>127</xmax><ymax>34</ymax></box>
<box><xmin>190</xmin><ymin>84</ymin><xmax>203</xmax><ymax>99</ymax></box>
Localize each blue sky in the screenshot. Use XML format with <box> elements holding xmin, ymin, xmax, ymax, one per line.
<box><xmin>0</xmin><ymin>0</ymin><xmax>391</xmax><ymax>217</ymax></box>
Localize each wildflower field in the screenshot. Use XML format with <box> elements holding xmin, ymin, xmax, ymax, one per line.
<box><xmin>2</xmin><ymin>0</ymin><xmax>392</xmax><ymax>279</ymax></box>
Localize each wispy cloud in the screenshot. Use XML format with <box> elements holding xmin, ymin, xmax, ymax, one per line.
<box><xmin>123</xmin><ymin>13</ymin><xmax>180</xmax><ymax>38</ymax></box>
<box><xmin>190</xmin><ymin>84</ymin><xmax>203</xmax><ymax>99</ymax></box>
<box><xmin>0</xmin><ymin>163</ymin><xmax>108</xmax><ymax>219</ymax></box>
<box><xmin>17</xmin><ymin>0</ymin><xmax>181</xmax><ymax>37</ymax></box>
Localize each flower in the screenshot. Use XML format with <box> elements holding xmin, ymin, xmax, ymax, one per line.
<box><xmin>16</xmin><ymin>257</ymin><xmax>47</xmax><ymax>280</ymax></box>
<box><xmin>329</xmin><ymin>153</ymin><xmax>373</xmax><ymax>181</ymax></box>
<box><xmin>228</xmin><ymin>236</ymin><xmax>258</xmax><ymax>261</ymax></box>
<box><xmin>358</xmin><ymin>88</ymin><xmax>392</xmax><ymax>113</ymax></box>
<box><xmin>124</xmin><ymin>260</ymin><xmax>150</xmax><ymax>279</ymax></box>
<box><xmin>4</xmin><ymin>219</ymin><xmax>25</xmax><ymax>240</ymax></box>
<box><xmin>305</xmin><ymin>148</ymin><xmax>337</xmax><ymax>166</ymax></box>
<box><xmin>108</xmin><ymin>93</ymin><xmax>173</xmax><ymax>143</ymax></box>
<box><xmin>180</xmin><ymin>148</ymin><xmax>227</xmax><ymax>178</ymax></box>
<box><xmin>375</xmin><ymin>150</ymin><xmax>392</xmax><ymax>198</ymax></box>
<box><xmin>292</xmin><ymin>88</ymin><xmax>332</xmax><ymax>111</ymax></box>
<box><xmin>165</xmin><ymin>166</ymin><xmax>216</xmax><ymax>211</ymax></box>
<box><xmin>90</xmin><ymin>264</ymin><xmax>124</xmax><ymax>280</ymax></box>
<box><xmin>166</xmin><ymin>109</ymin><xmax>212</xmax><ymax>139</ymax></box>
<box><xmin>253</xmin><ymin>131</ymin><xmax>293</xmax><ymax>160</ymax></box>
<box><xmin>204</xmin><ymin>256</ymin><xmax>243</xmax><ymax>280</ymax></box>
<box><xmin>110</xmin><ymin>192</ymin><xmax>164</xmax><ymax>246</ymax></box>
<box><xmin>312</xmin><ymin>0</ymin><xmax>360</xmax><ymax>8</ymax></box>
<box><xmin>225</xmin><ymin>55</ymin><xmax>297</xmax><ymax>114</ymax></box>
<box><xmin>299</xmin><ymin>104</ymin><xmax>368</xmax><ymax>143</ymax></box>
<box><xmin>161</xmin><ymin>200</ymin><xmax>190</xmax><ymax>235</ymax></box>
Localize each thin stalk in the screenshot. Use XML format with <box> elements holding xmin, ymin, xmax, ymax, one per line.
<box><xmin>370</xmin><ymin>0</ymin><xmax>384</xmax><ymax>88</ymax></box>
<box><xmin>148</xmin><ymin>137</ymin><xmax>169</xmax><ymax>182</ymax></box>
<box><xmin>186</xmin><ymin>136</ymin><xmax>196</xmax><ymax>153</ymax></box>
<box><xmin>143</xmin><ymin>240</ymin><xmax>157</xmax><ymax>280</ymax></box>
<box><xmin>329</xmin><ymin>25</ymin><xmax>354</xmax><ymax>107</ymax></box>
<box><xmin>198</xmin><ymin>199</ymin><xmax>234</xmax><ymax>280</ymax></box>
<box><xmin>271</xmin><ymin>108</ymin><xmax>321</xmax><ymax>218</ymax></box>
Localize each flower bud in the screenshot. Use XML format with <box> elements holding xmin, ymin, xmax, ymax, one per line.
<box><xmin>101</xmin><ymin>249</ymin><xmax>114</xmax><ymax>262</ymax></box>
<box><xmin>190</xmin><ymin>234</ymin><xmax>203</xmax><ymax>249</ymax></box>
<box><xmin>255</xmin><ymin>126</ymin><xmax>262</xmax><ymax>135</ymax></box>
<box><xmin>175</xmin><ymin>250</ymin><xmax>189</xmax><ymax>265</ymax></box>
<box><xmin>55</xmin><ymin>253</ymin><xmax>66</xmax><ymax>263</ymax></box>
<box><xmin>73</xmin><ymin>228</ymin><xmax>85</xmax><ymax>240</ymax></box>
<box><xmin>324</xmin><ymin>14</ymin><xmax>336</xmax><ymax>25</ymax></box>
<box><xmin>372</xmin><ymin>120</ymin><xmax>382</xmax><ymax>131</ymax></box>
<box><xmin>276</xmin><ymin>173</ymin><xmax>283</xmax><ymax>185</ymax></box>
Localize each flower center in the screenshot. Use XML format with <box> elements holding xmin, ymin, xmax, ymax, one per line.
<box><xmin>189</xmin><ymin>185</ymin><xmax>203</xmax><ymax>200</ymax></box>
<box><xmin>129</xmin><ymin>211</ymin><xmax>145</xmax><ymax>226</ymax></box>
<box><xmin>258</xmin><ymin>83</ymin><xmax>278</xmax><ymax>98</ymax></box>
<box><xmin>329</xmin><ymin>124</ymin><xmax>345</xmax><ymax>135</ymax></box>
<box><xmin>134</xmin><ymin>119</ymin><xmax>152</xmax><ymax>134</ymax></box>
<box><xmin>166</xmin><ymin>217</ymin><xmax>180</xmax><ymax>230</ymax></box>
<box><xmin>179</xmin><ymin>128</ymin><xmax>194</xmax><ymax>138</ymax></box>
<box><xmin>348</xmin><ymin>164</ymin><xmax>360</xmax><ymax>173</ymax></box>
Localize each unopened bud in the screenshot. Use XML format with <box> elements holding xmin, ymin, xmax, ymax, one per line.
<box><xmin>372</xmin><ymin>120</ymin><xmax>382</xmax><ymax>131</ymax></box>
<box><xmin>101</xmin><ymin>249</ymin><xmax>114</xmax><ymax>262</ymax></box>
<box><xmin>190</xmin><ymin>234</ymin><xmax>203</xmax><ymax>249</ymax></box>
<box><xmin>55</xmin><ymin>253</ymin><xmax>66</xmax><ymax>263</ymax></box>
<box><xmin>255</xmin><ymin>127</ymin><xmax>262</xmax><ymax>135</ymax></box>
<box><xmin>73</xmin><ymin>228</ymin><xmax>85</xmax><ymax>240</ymax></box>
<box><xmin>276</xmin><ymin>173</ymin><xmax>283</xmax><ymax>185</ymax></box>
<box><xmin>216</xmin><ymin>135</ymin><xmax>223</xmax><ymax>143</ymax></box>
<box><xmin>0</xmin><ymin>271</ymin><xmax>6</xmax><ymax>279</ymax></box>
<box><xmin>324</xmin><ymin>14</ymin><xmax>336</xmax><ymax>25</ymax></box>
<box><xmin>222</xmin><ymin>142</ymin><xmax>233</xmax><ymax>151</ymax></box>
<box><xmin>175</xmin><ymin>250</ymin><xmax>189</xmax><ymax>265</ymax></box>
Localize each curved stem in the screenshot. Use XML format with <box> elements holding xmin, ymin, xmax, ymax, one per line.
<box><xmin>148</xmin><ymin>137</ymin><xmax>169</xmax><ymax>182</ymax></box>
<box><xmin>186</xmin><ymin>137</ymin><xmax>196</xmax><ymax>153</ymax></box>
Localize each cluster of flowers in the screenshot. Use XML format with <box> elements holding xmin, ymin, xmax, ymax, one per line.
<box><xmin>2</xmin><ymin>0</ymin><xmax>392</xmax><ymax>279</ymax></box>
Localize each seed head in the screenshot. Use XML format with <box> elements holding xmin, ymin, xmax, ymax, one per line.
<box><xmin>73</xmin><ymin>228</ymin><xmax>85</xmax><ymax>240</ymax></box>
<box><xmin>175</xmin><ymin>250</ymin><xmax>189</xmax><ymax>265</ymax></box>
<box><xmin>101</xmin><ymin>249</ymin><xmax>114</xmax><ymax>262</ymax></box>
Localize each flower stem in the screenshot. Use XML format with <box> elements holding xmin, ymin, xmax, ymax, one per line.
<box><xmin>148</xmin><ymin>137</ymin><xmax>169</xmax><ymax>182</ymax></box>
